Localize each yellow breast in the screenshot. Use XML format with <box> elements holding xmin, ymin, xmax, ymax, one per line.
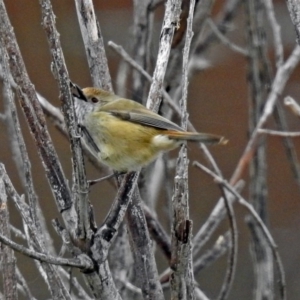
<box><xmin>84</xmin><ymin>112</ymin><xmax>178</xmax><ymax>171</ymax></box>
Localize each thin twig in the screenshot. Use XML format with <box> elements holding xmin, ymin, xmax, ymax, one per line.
<box><xmin>0</xmin><ymin>0</ymin><xmax>73</xmax><ymax>216</ymax></box>
<box><xmin>258</xmin><ymin>129</ymin><xmax>300</xmax><ymax>137</ymax></box>
<box><xmin>143</xmin><ymin>203</ymin><xmax>171</xmax><ymax>260</ymax></box>
<box><xmin>199</xmin><ymin>140</ymin><xmax>238</xmax><ymax>300</ymax></box>
<box><xmin>74</xmin><ymin>0</ymin><xmax>112</xmax><ymax>91</ymax></box>
<box><xmin>192</xmin><ymin>180</ymin><xmax>244</xmax><ymax>257</ymax></box>
<box><xmin>217</xmin><ymin>186</ymin><xmax>237</xmax><ymax>300</ymax></box>
<box><xmin>16</xmin><ymin>268</ymin><xmax>37</xmax><ymax>300</ymax></box>
<box><xmin>170</xmin><ymin>1</ymin><xmax>195</xmax><ymax>298</ymax></box>
<box><xmin>0</xmin><ymin>232</ymin><xmax>93</xmax><ymax>269</ymax></box>
<box><xmin>39</xmin><ymin>0</ymin><xmax>91</xmax><ymax>241</ymax></box>
<box><xmin>108</xmin><ymin>41</ymin><xmax>196</xmax><ymax>131</ymax></box>
<box><xmin>284</xmin><ymin>96</ymin><xmax>300</xmax><ymax>118</ymax></box>
<box><xmin>1</xmin><ymin>45</ymin><xmax>52</xmax><ymax>253</ymax></box>
<box><xmin>131</xmin><ymin>0</ymin><xmax>153</xmax><ymax>103</ymax></box>
<box><xmin>194</xmin><ymin>161</ymin><xmax>286</xmax><ymax>300</ymax></box>
<box><xmin>246</xmin><ymin>1</ymin><xmax>273</xmax><ymax>297</ymax></box>
<box><xmin>230</xmin><ymin>45</ymin><xmax>300</xmax><ymax>185</ymax></box>
<box><xmin>146</xmin><ymin>0</ymin><xmax>182</xmax><ymax>111</ymax></box>
<box><xmin>263</xmin><ymin>0</ymin><xmax>284</xmax><ymax>67</ymax></box>
<box><xmin>207</xmin><ymin>18</ymin><xmax>249</xmax><ymax>56</ymax></box>
<box><xmin>0</xmin><ymin>175</ymin><xmax>17</xmax><ymax>300</ymax></box>
<box><xmin>0</xmin><ymin>163</ymin><xmax>72</xmax><ymax>299</ymax></box>
<box><xmin>126</xmin><ymin>188</ymin><xmax>164</xmax><ymax>299</ymax></box>
<box><xmin>192</xmin><ymin>0</ymin><xmax>241</xmax><ymax>56</ymax></box>
<box><xmin>286</xmin><ymin>0</ymin><xmax>300</xmax><ymax>45</ymax></box>
<box><xmin>194</xmin><ymin>232</ymin><xmax>232</xmax><ymax>275</ymax></box>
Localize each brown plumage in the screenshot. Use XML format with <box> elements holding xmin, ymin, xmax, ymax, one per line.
<box><xmin>71</xmin><ymin>83</ymin><xmax>227</xmax><ymax>171</ymax></box>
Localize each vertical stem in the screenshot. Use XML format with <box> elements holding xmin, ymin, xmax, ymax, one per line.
<box><xmin>245</xmin><ymin>1</ymin><xmax>273</xmax><ymax>298</ymax></box>
<box><xmin>170</xmin><ymin>1</ymin><xmax>195</xmax><ymax>299</ymax></box>
<box><xmin>39</xmin><ymin>0</ymin><xmax>91</xmax><ymax>240</ymax></box>
<box><xmin>74</xmin><ymin>0</ymin><xmax>112</xmax><ymax>91</ymax></box>
<box><xmin>0</xmin><ymin>177</ymin><xmax>18</xmax><ymax>300</ymax></box>
<box><xmin>146</xmin><ymin>0</ymin><xmax>182</xmax><ymax>111</ymax></box>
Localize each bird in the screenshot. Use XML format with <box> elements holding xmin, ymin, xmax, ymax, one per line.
<box><xmin>70</xmin><ymin>82</ymin><xmax>227</xmax><ymax>172</ymax></box>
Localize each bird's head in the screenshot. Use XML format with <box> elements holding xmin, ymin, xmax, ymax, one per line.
<box><xmin>70</xmin><ymin>82</ymin><xmax>118</xmax><ymax>108</ymax></box>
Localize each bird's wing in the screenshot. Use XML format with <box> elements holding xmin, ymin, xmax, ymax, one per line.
<box><xmin>80</xmin><ymin>125</ymin><xmax>100</xmax><ymax>154</ymax></box>
<box><xmin>100</xmin><ymin>99</ymin><xmax>184</xmax><ymax>131</ymax></box>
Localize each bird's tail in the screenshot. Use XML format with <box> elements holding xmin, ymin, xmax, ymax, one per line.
<box><xmin>165</xmin><ymin>130</ymin><xmax>228</xmax><ymax>145</ymax></box>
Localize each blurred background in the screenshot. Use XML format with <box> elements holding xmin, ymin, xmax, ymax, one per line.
<box><xmin>1</xmin><ymin>1</ymin><xmax>300</xmax><ymax>299</ymax></box>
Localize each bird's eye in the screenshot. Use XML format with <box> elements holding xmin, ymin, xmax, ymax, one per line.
<box><xmin>91</xmin><ymin>97</ymin><xmax>99</xmax><ymax>103</ymax></box>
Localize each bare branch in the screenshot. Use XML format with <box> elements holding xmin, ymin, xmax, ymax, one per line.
<box><xmin>286</xmin><ymin>0</ymin><xmax>300</xmax><ymax>45</ymax></box>
<box><xmin>131</xmin><ymin>0</ymin><xmax>154</xmax><ymax>103</ymax></box>
<box><xmin>206</xmin><ymin>18</ymin><xmax>249</xmax><ymax>56</ymax></box>
<box><xmin>146</xmin><ymin>0</ymin><xmax>182</xmax><ymax>111</ymax></box>
<box><xmin>194</xmin><ymin>161</ymin><xmax>286</xmax><ymax>300</ymax></box>
<box><xmin>263</xmin><ymin>0</ymin><xmax>284</xmax><ymax>67</ymax></box>
<box><xmin>170</xmin><ymin>1</ymin><xmax>195</xmax><ymax>298</ymax></box>
<box><xmin>0</xmin><ymin>232</ymin><xmax>93</xmax><ymax>270</ymax></box>
<box><xmin>194</xmin><ymin>232</ymin><xmax>232</xmax><ymax>275</ymax></box>
<box><xmin>258</xmin><ymin>129</ymin><xmax>300</xmax><ymax>137</ymax></box>
<box><xmin>143</xmin><ymin>203</ymin><xmax>171</xmax><ymax>260</ymax></box>
<box><xmin>0</xmin><ymin>164</ymin><xmax>73</xmax><ymax>299</ymax></box>
<box><xmin>0</xmin><ymin>175</ymin><xmax>17</xmax><ymax>300</ymax></box>
<box><xmin>230</xmin><ymin>45</ymin><xmax>300</xmax><ymax>185</ymax></box>
<box><xmin>74</xmin><ymin>0</ymin><xmax>112</xmax><ymax>91</ymax></box>
<box><xmin>39</xmin><ymin>0</ymin><xmax>91</xmax><ymax>241</ymax></box>
<box><xmin>15</xmin><ymin>268</ymin><xmax>36</xmax><ymax>300</ymax></box>
<box><xmin>0</xmin><ymin>0</ymin><xmax>73</xmax><ymax>216</ymax></box>
<box><xmin>284</xmin><ymin>96</ymin><xmax>300</xmax><ymax>117</ymax></box>
<box><xmin>126</xmin><ymin>189</ymin><xmax>164</xmax><ymax>300</ymax></box>
<box><xmin>192</xmin><ymin>180</ymin><xmax>244</xmax><ymax>257</ymax></box>
<box><xmin>108</xmin><ymin>40</ymin><xmax>196</xmax><ymax>131</ymax></box>
<box><xmin>0</xmin><ymin>44</ymin><xmax>52</xmax><ymax>254</ymax></box>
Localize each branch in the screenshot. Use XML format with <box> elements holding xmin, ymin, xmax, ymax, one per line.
<box><xmin>194</xmin><ymin>232</ymin><xmax>232</xmax><ymax>275</ymax></box>
<box><xmin>39</xmin><ymin>0</ymin><xmax>91</xmax><ymax>240</ymax></box>
<box><xmin>74</xmin><ymin>0</ymin><xmax>112</xmax><ymax>91</ymax></box>
<box><xmin>108</xmin><ymin>41</ymin><xmax>196</xmax><ymax>131</ymax></box>
<box><xmin>131</xmin><ymin>0</ymin><xmax>154</xmax><ymax>103</ymax></box>
<box><xmin>286</xmin><ymin>0</ymin><xmax>300</xmax><ymax>45</ymax></box>
<box><xmin>194</xmin><ymin>162</ymin><xmax>286</xmax><ymax>300</ymax></box>
<box><xmin>0</xmin><ymin>176</ymin><xmax>17</xmax><ymax>300</ymax></box>
<box><xmin>146</xmin><ymin>0</ymin><xmax>183</xmax><ymax>111</ymax></box>
<box><xmin>0</xmin><ymin>164</ymin><xmax>73</xmax><ymax>299</ymax></box>
<box><xmin>126</xmin><ymin>189</ymin><xmax>164</xmax><ymax>299</ymax></box>
<box><xmin>15</xmin><ymin>268</ymin><xmax>36</xmax><ymax>300</ymax></box>
<box><xmin>206</xmin><ymin>18</ymin><xmax>249</xmax><ymax>56</ymax></box>
<box><xmin>230</xmin><ymin>45</ymin><xmax>300</xmax><ymax>185</ymax></box>
<box><xmin>192</xmin><ymin>180</ymin><xmax>244</xmax><ymax>257</ymax></box>
<box><xmin>258</xmin><ymin>129</ymin><xmax>300</xmax><ymax>137</ymax></box>
<box><xmin>0</xmin><ymin>233</ymin><xmax>93</xmax><ymax>270</ymax></box>
<box><xmin>89</xmin><ymin>172</ymin><xmax>140</xmax><ymax>300</ymax></box>
<box><xmin>198</xmin><ymin>145</ymin><xmax>238</xmax><ymax>300</ymax></box>
<box><xmin>0</xmin><ymin>0</ymin><xmax>72</xmax><ymax>214</ymax></box>
<box><xmin>143</xmin><ymin>203</ymin><xmax>171</xmax><ymax>260</ymax></box>
<box><xmin>0</xmin><ymin>44</ymin><xmax>51</xmax><ymax>252</ymax></box>
<box><xmin>245</xmin><ymin>1</ymin><xmax>273</xmax><ymax>297</ymax></box>
<box><xmin>284</xmin><ymin>96</ymin><xmax>300</xmax><ymax>118</ymax></box>
<box><xmin>170</xmin><ymin>1</ymin><xmax>195</xmax><ymax>298</ymax></box>
<box><xmin>263</xmin><ymin>0</ymin><xmax>284</xmax><ymax>67</ymax></box>
<box><xmin>192</xmin><ymin>0</ymin><xmax>241</xmax><ymax>56</ymax></box>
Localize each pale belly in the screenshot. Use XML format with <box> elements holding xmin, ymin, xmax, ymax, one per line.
<box><xmin>95</xmin><ymin>143</ymin><xmax>155</xmax><ymax>171</ymax></box>
<box><xmin>85</xmin><ymin>112</ymin><xmax>179</xmax><ymax>171</ymax></box>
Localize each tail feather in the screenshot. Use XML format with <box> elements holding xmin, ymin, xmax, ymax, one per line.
<box><xmin>165</xmin><ymin>130</ymin><xmax>228</xmax><ymax>145</ymax></box>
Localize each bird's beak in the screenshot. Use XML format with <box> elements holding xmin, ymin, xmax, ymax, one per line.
<box><xmin>70</xmin><ymin>81</ymin><xmax>88</xmax><ymax>102</ymax></box>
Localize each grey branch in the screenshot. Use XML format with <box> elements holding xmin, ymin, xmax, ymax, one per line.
<box><xmin>0</xmin><ymin>232</ymin><xmax>93</xmax><ymax>270</ymax></box>
<box><xmin>74</xmin><ymin>0</ymin><xmax>112</xmax><ymax>91</ymax></box>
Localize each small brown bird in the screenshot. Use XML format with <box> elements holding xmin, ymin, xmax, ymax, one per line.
<box><xmin>71</xmin><ymin>82</ymin><xmax>227</xmax><ymax>172</ymax></box>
